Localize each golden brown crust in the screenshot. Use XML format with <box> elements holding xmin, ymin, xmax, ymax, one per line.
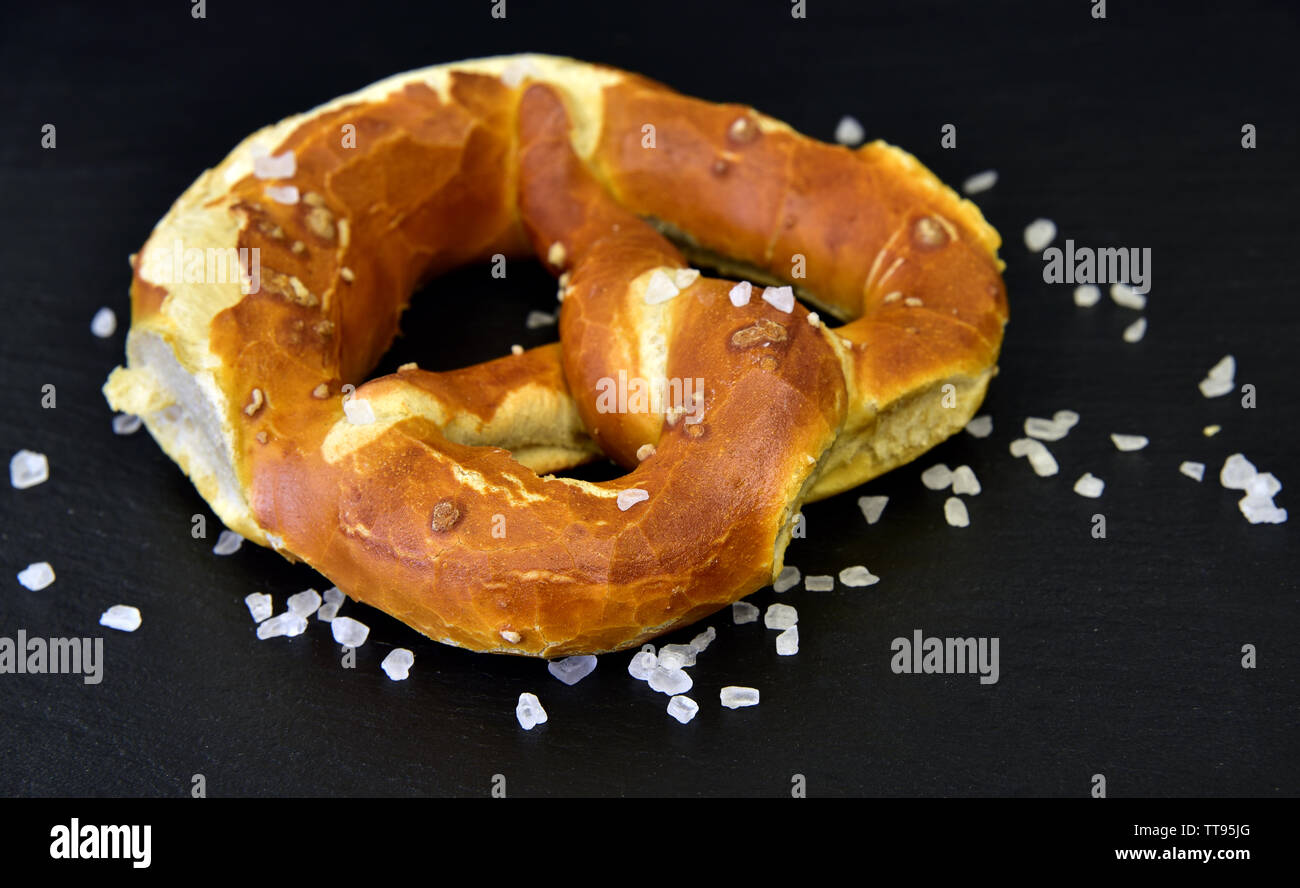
<box><xmin>103</xmin><ymin>55</ymin><xmax>1007</xmax><ymax>656</ymax></box>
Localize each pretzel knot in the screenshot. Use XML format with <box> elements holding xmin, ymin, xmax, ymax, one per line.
<box><xmin>104</xmin><ymin>56</ymin><xmax>1008</xmax><ymax>657</ymax></box>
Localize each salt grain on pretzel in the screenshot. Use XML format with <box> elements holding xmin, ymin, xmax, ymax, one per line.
<box><xmin>102</xmin><ymin>54</ymin><xmax>1008</xmax><ymax>657</ymax></box>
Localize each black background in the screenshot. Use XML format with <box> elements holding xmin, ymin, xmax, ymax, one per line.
<box><xmin>0</xmin><ymin>0</ymin><xmax>1296</xmax><ymax>798</ymax></box>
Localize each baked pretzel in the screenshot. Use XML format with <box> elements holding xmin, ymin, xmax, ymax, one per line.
<box><xmin>103</xmin><ymin>55</ymin><xmax>1007</xmax><ymax>657</ymax></box>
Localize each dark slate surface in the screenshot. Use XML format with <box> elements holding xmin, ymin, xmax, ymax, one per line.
<box><xmin>0</xmin><ymin>0</ymin><xmax>1295</xmax><ymax>797</ymax></box>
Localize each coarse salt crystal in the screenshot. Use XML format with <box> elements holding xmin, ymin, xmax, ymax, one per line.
<box><xmin>616</xmin><ymin>488</ymin><xmax>649</xmax><ymax>511</ymax></box>
<box><xmin>10</xmin><ymin>450</ymin><xmax>50</xmax><ymax>489</ymax></box>
<box><xmin>1219</xmin><ymin>453</ymin><xmax>1257</xmax><ymax>489</ymax></box>
<box><xmin>965</xmin><ymin>415</ymin><xmax>993</xmax><ymax>438</ymax></box>
<box><xmin>548</xmin><ymin>654</ymin><xmax>597</xmax><ymax>686</ymax></box>
<box><xmin>244</xmin><ymin>592</ymin><xmax>273</xmax><ymax>623</ymax></box>
<box><xmin>100</xmin><ymin>605</ymin><xmax>142</xmax><ymax>632</ymax></box>
<box><xmin>644</xmin><ymin>269</ymin><xmax>680</xmax><ymax>305</ymax></box>
<box><xmin>525</xmin><ymin>310</ymin><xmax>556</xmax><ymax>329</ymax></box>
<box><xmin>628</xmin><ymin>650</ymin><xmax>658</xmax><ymax>680</ymax></box>
<box><xmin>962</xmin><ymin>170</ymin><xmax>998</xmax><ymax>195</ymax></box>
<box><xmin>331</xmin><ymin>616</ymin><xmax>369</xmax><ymax>648</ymax></box>
<box><xmin>112</xmin><ymin>413</ymin><xmax>142</xmax><ymax>435</ymax></box>
<box><xmin>1110</xmin><ymin>283</ymin><xmax>1147</xmax><ymax>310</ymax></box>
<box><xmin>1199</xmin><ymin>377</ymin><xmax>1234</xmax><ymax>398</ymax></box>
<box><xmin>773</xmin><ymin>565</ymin><xmax>800</xmax><ymax>593</ymax></box>
<box><xmin>382</xmin><ymin>648</ymin><xmax>414</xmax><ymax>680</ymax></box>
<box><xmin>266</xmin><ymin>184</ymin><xmax>299</xmax><ymax>205</ymax></box>
<box><xmin>1010</xmin><ymin>438</ymin><xmax>1059</xmax><ymax>476</ymax></box>
<box><xmin>1074</xmin><ymin>472</ymin><xmax>1105</xmax><ymax>498</ymax></box>
<box><xmin>253</xmin><ymin>151</ymin><xmax>295</xmax><ymax>180</ymax></box>
<box><xmin>648</xmin><ymin>666</ymin><xmax>693</xmax><ymax>696</ymax></box>
<box><xmin>689</xmin><ymin>626</ymin><xmax>716</xmax><ymax>653</ymax></box>
<box><xmin>1207</xmin><ymin>355</ymin><xmax>1236</xmax><ymax>381</ymax></box>
<box><xmin>1073</xmin><ymin>284</ymin><xmax>1101</xmax><ymax>307</ymax></box>
<box><xmin>720</xmin><ymin>686</ymin><xmax>760</xmax><ymax>709</ymax></box>
<box><xmin>516</xmin><ymin>692</ymin><xmax>547</xmax><ymax>730</ymax></box>
<box><xmin>343</xmin><ymin>398</ymin><xmax>375</xmax><ymax>424</ymax></box>
<box><xmin>944</xmin><ymin>496</ymin><xmax>970</xmax><ymax>527</ymax></box>
<box><xmin>732</xmin><ymin>601</ymin><xmax>760</xmax><ymax>625</ymax></box>
<box><xmin>212</xmin><ymin>530</ymin><xmax>243</xmax><ymax>556</ymax></box>
<box><xmin>1123</xmin><ymin>317</ymin><xmax>1147</xmax><ymax>343</ymax></box>
<box><xmin>287</xmin><ymin>588</ymin><xmax>322</xmax><ymax>618</ymax></box>
<box><xmin>1203</xmin><ymin>425</ymin><xmax>1222</xmax><ymax>437</ymax></box>
<box><xmin>1179</xmin><ymin>461</ymin><xmax>1206</xmax><ymax>482</ymax></box>
<box><xmin>804</xmin><ymin>575</ymin><xmax>834</xmax><ymax>592</ymax></box>
<box><xmin>838</xmin><ymin>565</ymin><xmax>879</xmax><ymax>587</ymax></box>
<box><xmin>660</xmin><ymin>643</ymin><xmax>697</xmax><ymax>668</ymax></box>
<box><xmin>775</xmin><ymin>626</ymin><xmax>799</xmax><ymax>655</ymax></box>
<box><xmin>764</xmin><ymin>603</ymin><xmax>798</xmax><ymax>630</ymax></box>
<box><xmin>951</xmin><ymin>465</ymin><xmax>981</xmax><ymax>496</ymax></box>
<box><xmin>673</xmin><ymin>268</ymin><xmax>701</xmax><ymax>290</ymax></box>
<box><xmin>1239</xmin><ymin>496</ymin><xmax>1287</xmax><ymax>525</ymax></box>
<box><xmin>91</xmin><ymin>307</ymin><xmax>117</xmax><ymax>338</ymax></box>
<box><xmin>834</xmin><ymin>114</ymin><xmax>866</xmax><ymax>145</ymax></box>
<box><xmin>729</xmin><ymin>281</ymin><xmax>753</xmax><ymax>306</ymax></box>
<box><xmin>1023</xmin><ymin>218</ymin><xmax>1057</xmax><ymax>252</ymax></box>
<box><xmin>762</xmin><ymin>286</ymin><xmax>795</xmax><ymax>313</ymax></box>
<box><xmin>1024</xmin><ymin>410</ymin><xmax>1078</xmax><ymax>441</ymax></box>
<box><xmin>858</xmin><ymin>494</ymin><xmax>888</xmax><ymax>524</ymax></box>
<box><xmin>921</xmin><ymin>463</ymin><xmax>954</xmax><ymax>490</ymax></box>
<box><xmin>1111</xmin><ymin>433</ymin><xmax>1149</xmax><ymax>452</ymax></box>
<box><xmin>667</xmin><ymin>695</ymin><xmax>699</xmax><ymax>724</ymax></box>
<box><xmin>256</xmin><ymin>612</ymin><xmax>307</xmax><ymax>639</ymax></box>
<box><xmin>17</xmin><ymin>562</ymin><xmax>55</xmax><ymax>591</ymax></box>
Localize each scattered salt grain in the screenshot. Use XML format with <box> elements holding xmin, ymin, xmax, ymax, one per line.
<box><xmin>804</xmin><ymin>575</ymin><xmax>834</xmax><ymax>592</ymax></box>
<box><xmin>921</xmin><ymin>463</ymin><xmax>954</xmax><ymax>490</ymax></box>
<box><xmin>838</xmin><ymin>565</ymin><xmax>879</xmax><ymax>587</ymax></box>
<box><xmin>1023</xmin><ymin>218</ymin><xmax>1057</xmax><ymax>252</ymax></box>
<box><xmin>667</xmin><ymin>695</ymin><xmax>699</xmax><ymax>724</ymax></box>
<box><xmin>10</xmin><ymin>450</ymin><xmax>49</xmax><ymax>489</ymax></box>
<box><xmin>644</xmin><ymin>269</ymin><xmax>680</xmax><ymax>305</ymax></box>
<box><xmin>548</xmin><ymin>654</ymin><xmax>598</xmax><ymax>686</ymax></box>
<box><xmin>253</xmin><ymin>151</ymin><xmax>296</xmax><ymax>180</ymax></box>
<box><xmin>773</xmin><ymin>565</ymin><xmax>800</xmax><ymax>593</ymax></box>
<box><xmin>732</xmin><ymin>601</ymin><xmax>760</xmax><ymax>625</ymax></box>
<box><xmin>212</xmin><ymin>530</ymin><xmax>243</xmax><ymax>556</ymax></box>
<box><xmin>834</xmin><ymin>115</ymin><xmax>865</xmax><ymax>146</ymax></box>
<box><xmin>516</xmin><ymin>692</ymin><xmax>547</xmax><ymax>730</ymax></box>
<box><xmin>256</xmin><ymin>612</ymin><xmax>306</xmax><ymax>639</ymax></box>
<box><xmin>962</xmin><ymin>170</ymin><xmax>998</xmax><ymax>195</ymax></box>
<box><xmin>628</xmin><ymin>650</ymin><xmax>658</xmax><ymax>680</ymax></box>
<box><xmin>1111</xmin><ymin>434</ymin><xmax>1149</xmax><ymax>452</ymax></box>
<box><xmin>1073</xmin><ymin>473</ymin><xmax>1105</xmax><ymax>498</ymax></box>
<box><xmin>720</xmin><ymin>686</ymin><xmax>760</xmax><ymax>709</ymax></box>
<box><xmin>648</xmin><ymin>666</ymin><xmax>693</xmax><ymax>695</ymax></box>
<box><xmin>525</xmin><ymin>310</ymin><xmax>556</xmax><ymax>329</ymax></box>
<box><xmin>318</xmin><ymin>586</ymin><xmax>343</xmax><ymax>622</ymax></box>
<box><xmin>1024</xmin><ymin>410</ymin><xmax>1078</xmax><ymax>441</ymax></box>
<box><xmin>244</xmin><ymin>592</ymin><xmax>273</xmax><ymax>623</ymax></box>
<box><xmin>764</xmin><ymin>603</ymin><xmax>798</xmax><ymax>630</ymax></box>
<box><xmin>287</xmin><ymin>588</ymin><xmax>321</xmax><ymax>618</ymax></box>
<box><xmin>1239</xmin><ymin>496</ymin><xmax>1287</xmax><ymax>525</ymax></box>
<box><xmin>762</xmin><ymin>286</ymin><xmax>795</xmax><ymax>313</ymax></box>
<box><xmin>729</xmin><ymin>281</ymin><xmax>753</xmax><ymax>306</ymax></box>
<box><xmin>343</xmin><ymin>397</ymin><xmax>375</xmax><ymax>425</ymax></box>
<box><xmin>776</xmin><ymin>626</ymin><xmax>800</xmax><ymax>656</ymax></box>
<box><xmin>1219</xmin><ymin>453</ymin><xmax>1258</xmax><ymax>490</ymax></box>
<box><xmin>951</xmin><ymin>465</ymin><xmax>981</xmax><ymax>496</ymax></box>
<box><xmin>659</xmin><ymin>643</ymin><xmax>697</xmax><ymax>668</ymax></box>
<box><xmin>331</xmin><ymin>616</ymin><xmax>370</xmax><ymax>648</ymax></box>
<box><xmin>1073</xmin><ymin>284</ymin><xmax>1101</xmax><ymax>307</ymax></box>
<box><xmin>673</xmin><ymin>268</ymin><xmax>700</xmax><ymax>290</ymax></box>
<box><xmin>1122</xmin><ymin>317</ymin><xmax>1147</xmax><ymax>343</ymax></box>
<box><xmin>265</xmin><ymin>184</ymin><xmax>299</xmax><ymax>205</ymax></box>
<box><xmin>616</xmin><ymin>488</ymin><xmax>650</xmax><ymax>511</ymax></box>
<box><xmin>1179</xmin><ymin>461</ymin><xmax>1206</xmax><ymax>482</ymax></box>
<box><xmin>1203</xmin><ymin>425</ymin><xmax>1221</xmax><ymax>437</ymax></box>
<box><xmin>965</xmin><ymin>415</ymin><xmax>993</xmax><ymax>438</ymax></box>
<box><xmin>17</xmin><ymin>562</ymin><xmax>55</xmax><ymax>591</ymax></box>
<box><xmin>1010</xmin><ymin>438</ymin><xmax>1059</xmax><ymax>476</ymax></box>
<box><xmin>1198</xmin><ymin>355</ymin><xmax>1236</xmax><ymax>398</ymax></box>
<box><xmin>1110</xmin><ymin>283</ymin><xmax>1147</xmax><ymax>310</ymax></box>
<box><xmin>943</xmin><ymin>496</ymin><xmax>970</xmax><ymax>527</ymax></box>
<box><xmin>91</xmin><ymin>307</ymin><xmax>117</xmax><ymax>338</ymax></box>
<box><xmin>382</xmin><ymin>648</ymin><xmax>414</xmax><ymax>681</ymax></box>
<box><xmin>100</xmin><ymin>605</ymin><xmax>142</xmax><ymax>632</ymax></box>
<box><xmin>858</xmin><ymin>494</ymin><xmax>889</xmax><ymax>524</ymax></box>
<box><xmin>689</xmin><ymin>626</ymin><xmax>716</xmax><ymax>653</ymax></box>
<box><xmin>112</xmin><ymin>413</ymin><xmax>143</xmax><ymax>435</ymax></box>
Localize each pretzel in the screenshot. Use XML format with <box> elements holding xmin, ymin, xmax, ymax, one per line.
<box><xmin>103</xmin><ymin>55</ymin><xmax>1007</xmax><ymax>657</ymax></box>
